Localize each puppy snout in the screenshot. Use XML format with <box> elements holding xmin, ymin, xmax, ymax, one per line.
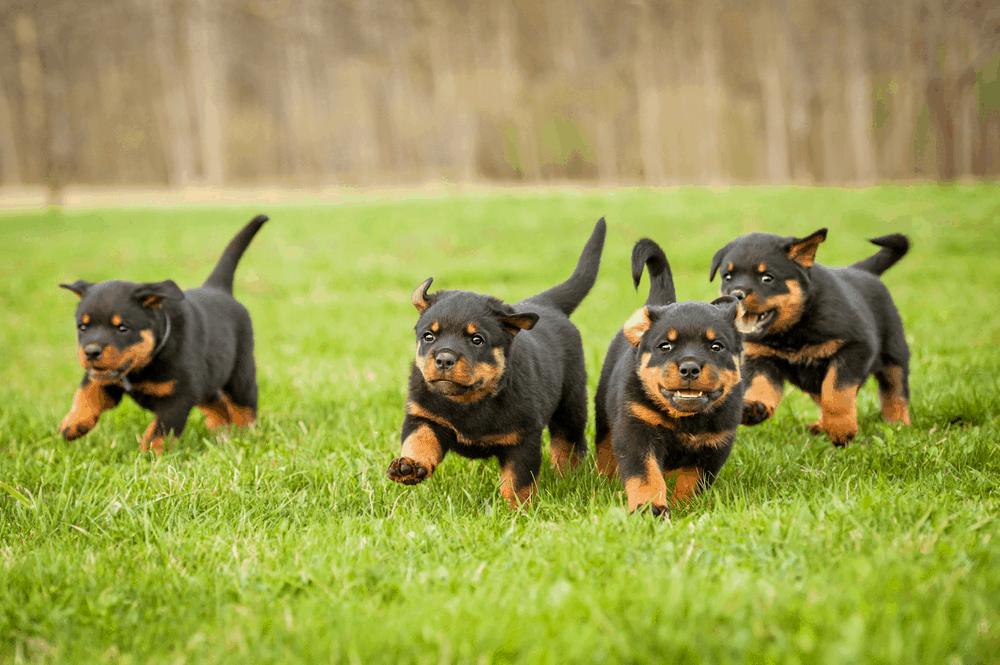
<box><xmin>83</xmin><ymin>344</ymin><xmax>103</xmax><ymax>361</ymax></box>
<box><xmin>729</xmin><ymin>289</ymin><xmax>747</xmax><ymax>301</ymax></box>
<box><xmin>434</xmin><ymin>351</ymin><xmax>457</xmax><ymax>371</ymax></box>
<box><xmin>678</xmin><ymin>361</ymin><xmax>701</xmax><ymax>380</ymax></box>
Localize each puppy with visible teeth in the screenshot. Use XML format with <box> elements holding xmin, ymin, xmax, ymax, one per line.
<box><xmin>594</xmin><ymin>239</ymin><xmax>753</xmax><ymax>519</ymax></box>
<box><xmin>58</xmin><ymin>215</ymin><xmax>269</xmax><ymax>453</ymax></box>
<box><xmin>387</xmin><ymin>219</ymin><xmax>606</xmax><ymax>509</ymax></box>
<box><xmin>710</xmin><ymin>229</ymin><xmax>910</xmax><ymax>446</ymax></box>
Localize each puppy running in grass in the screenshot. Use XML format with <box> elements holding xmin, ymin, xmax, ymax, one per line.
<box><xmin>387</xmin><ymin>219</ymin><xmax>606</xmax><ymax>509</ymax></box>
<box><xmin>59</xmin><ymin>215</ymin><xmax>269</xmax><ymax>453</ymax></box>
<box><xmin>594</xmin><ymin>238</ymin><xmax>753</xmax><ymax>519</ymax></box>
<box><xmin>709</xmin><ymin>229</ymin><xmax>910</xmax><ymax>446</ymax></box>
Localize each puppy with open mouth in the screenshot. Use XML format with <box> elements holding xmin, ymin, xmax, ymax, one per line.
<box><xmin>594</xmin><ymin>239</ymin><xmax>755</xmax><ymax>519</ymax></box>
<box><xmin>387</xmin><ymin>219</ymin><xmax>606</xmax><ymax>509</ymax></box>
<box><xmin>710</xmin><ymin>228</ymin><xmax>911</xmax><ymax>446</ymax></box>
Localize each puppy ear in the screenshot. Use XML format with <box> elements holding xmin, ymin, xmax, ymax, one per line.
<box><xmin>59</xmin><ymin>280</ymin><xmax>92</xmax><ymax>298</ymax></box>
<box><xmin>500</xmin><ymin>312</ymin><xmax>539</xmax><ymax>337</ymax></box>
<box><xmin>712</xmin><ymin>295</ymin><xmax>758</xmax><ymax>335</ymax></box>
<box><xmin>709</xmin><ymin>243</ymin><xmax>731</xmax><ymax>281</ymax></box>
<box><xmin>133</xmin><ymin>280</ymin><xmax>185</xmax><ymax>309</ymax></box>
<box><xmin>784</xmin><ymin>228</ymin><xmax>827</xmax><ymax>268</ymax></box>
<box><xmin>411</xmin><ymin>277</ymin><xmax>434</xmax><ymax>313</ymax></box>
<box><xmin>623</xmin><ymin>307</ymin><xmax>657</xmax><ymax>347</ymax></box>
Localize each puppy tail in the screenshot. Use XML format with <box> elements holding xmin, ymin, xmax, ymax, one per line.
<box><xmin>851</xmin><ymin>234</ymin><xmax>909</xmax><ymax>276</ymax></box>
<box><xmin>530</xmin><ymin>218</ymin><xmax>607</xmax><ymax>316</ymax></box>
<box><xmin>203</xmin><ymin>214</ymin><xmax>270</xmax><ymax>294</ymax></box>
<box><xmin>632</xmin><ymin>238</ymin><xmax>676</xmax><ymax>307</ymax></box>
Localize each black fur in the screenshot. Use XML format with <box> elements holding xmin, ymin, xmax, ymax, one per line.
<box><xmin>710</xmin><ymin>228</ymin><xmax>911</xmax><ymax>447</ymax></box>
<box><xmin>57</xmin><ymin>215</ymin><xmax>269</xmax><ymax>451</ymax></box>
<box><xmin>387</xmin><ymin>219</ymin><xmax>607</xmax><ymax>508</ymax></box>
<box><xmin>594</xmin><ymin>238</ymin><xmax>746</xmax><ymax>519</ymax></box>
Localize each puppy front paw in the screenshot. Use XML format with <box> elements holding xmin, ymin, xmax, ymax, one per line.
<box><xmin>634</xmin><ymin>502</ymin><xmax>671</xmax><ymax>520</ymax></box>
<box><xmin>742</xmin><ymin>401</ymin><xmax>773</xmax><ymax>426</ymax></box>
<box><xmin>387</xmin><ymin>457</ymin><xmax>431</xmax><ymax>485</ymax></box>
<box><xmin>59</xmin><ymin>413</ymin><xmax>96</xmax><ymax>441</ymax></box>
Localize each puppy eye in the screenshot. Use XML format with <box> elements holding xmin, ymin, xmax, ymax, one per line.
<box><xmin>711</xmin><ymin>342</ymin><xmax>724</xmax><ymax>352</ymax></box>
<box><xmin>658</xmin><ymin>342</ymin><xmax>673</xmax><ymax>352</ymax></box>
<box><xmin>470</xmin><ymin>334</ymin><xmax>485</xmax><ymax>346</ymax></box>
<box><xmin>723</xmin><ymin>273</ymin><xmax>732</xmax><ymax>281</ymax></box>
<box><xmin>117</xmin><ymin>325</ymin><xmax>129</xmax><ymax>333</ymax></box>
<box><xmin>761</xmin><ymin>274</ymin><xmax>774</xmax><ymax>283</ymax></box>
<box><xmin>78</xmin><ymin>324</ymin><xmax>87</xmax><ymax>331</ymax></box>
<box><xmin>421</xmin><ymin>332</ymin><xmax>435</xmax><ymax>343</ymax></box>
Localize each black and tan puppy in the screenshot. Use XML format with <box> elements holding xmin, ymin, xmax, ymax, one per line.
<box><xmin>594</xmin><ymin>239</ymin><xmax>752</xmax><ymax>518</ymax></box>
<box><xmin>387</xmin><ymin>219</ymin><xmax>606</xmax><ymax>509</ymax></box>
<box><xmin>58</xmin><ymin>215</ymin><xmax>269</xmax><ymax>453</ymax></box>
<box><xmin>709</xmin><ymin>229</ymin><xmax>910</xmax><ymax>446</ymax></box>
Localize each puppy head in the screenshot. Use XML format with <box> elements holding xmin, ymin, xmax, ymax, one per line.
<box><xmin>60</xmin><ymin>279</ymin><xmax>182</xmax><ymax>378</ymax></box>
<box><xmin>623</xmin><ymin>298</ymin><xmax>746</xmax><ymax>417</ymax></box>
<box><xmin>410</xmin><ymin>278</ymin><xmax>537</xmax><ymax>404</ymax></box>
<box><xmin>708</xmin><ymin>229</ymin><xmax>826</xmax><ymax>338</ymax></box>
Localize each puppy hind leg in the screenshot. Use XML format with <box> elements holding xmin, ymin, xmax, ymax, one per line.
<box><xmin>875</xmin><ymin>366</ymin><xmax>911</xmax><ymax>425</ymax></box>
<box><xmin>547</xmin><ymin>381</ymin><xmax>588</xmax><ymax>475</ymax></box>
<box><xmin>498</xmin><ymin>441</ymin><xmax>542</xmax><ymax>510</ymax></box>
<box><xmin>221</xmin><ymin>350</ymin><xmax>259</xmax><ymax>428</ymax></box>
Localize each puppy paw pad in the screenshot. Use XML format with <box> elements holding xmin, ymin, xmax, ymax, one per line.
<box><xmin>742</xmin><ymin>402</ymin><xmax>772</xmax><ymax>426</ymax></box>
<box><xmin>387</xmin><ymin>457</ymin><xmax>430</xmax><ymax>485</ymax></box>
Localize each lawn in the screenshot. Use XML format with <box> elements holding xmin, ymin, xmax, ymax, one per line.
<box><xmin>1</xmin><ymin>185</ymin><xmax>999</xmax><ymax>664</ymax></box>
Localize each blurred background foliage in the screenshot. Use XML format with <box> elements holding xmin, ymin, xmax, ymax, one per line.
<box><xmin>0</xmin><ymin>0</ymin><xmax>998</xmax><ymax>198</ymax></box>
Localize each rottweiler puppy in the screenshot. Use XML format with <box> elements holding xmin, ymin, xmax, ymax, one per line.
<box><xmin>58</xmin><ymin>215</ymin><xmax>269</xmax><ymax>453</ymax></box>
<box><xmin>387</xmin><ymin>219</ymin><xmax>606</xmax><ymax>509</ymax></box>
<box><xmin>709</xmin><ymin>229</ymin><xmax>910</xmax><ymax>446</ymax></box>
<box><xmin>594</xmin><ymin>239</ymin><xmax>753</xmax><ymax>518</ymax></box>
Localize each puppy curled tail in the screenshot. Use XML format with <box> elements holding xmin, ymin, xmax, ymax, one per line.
<box><xmin>851</xmin><ymin>233</ymin><xmax>909</xmax><ymax>276</ymax></box>
<box><xmin>203</xmin><ymin>214</ymin><xmax>270</xmax><ymax>295</ymax></box>
<box><xmin>632</xmin><ymin>238</ymin><xmax>676</xmax><ymax>307</ymax></box>
<box><xmin>531</xmin><ymin>217</ymin><xmax>607</xmax><ymax>316</ymax></box>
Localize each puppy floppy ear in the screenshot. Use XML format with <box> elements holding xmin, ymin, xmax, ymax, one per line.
<box><xmin>709</xmin><ymin>243</ymin><xmax>732</xmax><ymax>282</ymax></box>
<box><xmin>411</xmin><ymin>277</ymin><xmax>434</xmax><ymax>313</ymax></box>
<box><xmin>712</xmin><ymin>295</ymin><xmax>758</xmax><ymax>335</ymax></box>
<box><xmin>500</xmin><ymin>312</ymin><xmax>539</xmax><ymax>337</ymax></box>
<box><xmin>59</xmin><ymin>280</ymin><xmax>92</xmax><ymax>298</ymax></box>
<box><xmin>133</xmin><ymin>280</ymin><xmax>184</xmax><ymax>309</ymax></box>
<box><xmin>784</xmin><ymin>228</ymin><xmax>827</xmax><ymax>268</ymax></box>
<box><xmin>623</xmin><ymin>307</ymin><xmax>658</xmax><ymax>347</ymax></box>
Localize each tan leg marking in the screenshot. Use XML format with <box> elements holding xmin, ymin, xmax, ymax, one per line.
<box><xmin>140</xmin><ymin>419</ymin><xmax>166</xmax><ymax>455</ymax></box>
<box><xmin>549</xmin><ymin>434</ymin><xmax>582</xmax><ymax>475</ymax></box>
<box><xmin>199</xmin><ymin>396</ymin><xmax>233</xmax><ymax>429</ymax></box>
<box><xmin>624</xmin><ymin>455</ymin><xmax>668</xmax><ymax>514</ymax></box>
<box><xmin>665</xmin><ymin>467</ymin><xmax>703</xmax><ymax>505</ymax></box>
<box><xmin>595</xmin><ymin>432</ymin><xmax>617</xmax><ymax>478</ymax></box>
<box><xmin>60</xmin><ymin>382</ymin><xmax>117</xmax><ymax>440</ymax></box>
<box><xmin>743</xmin><ymin>374</ymin><xmax>784</xmax><ymax>423</ymax></box>
<box><xmin>387</xmin><ymin>424</ymin><xmax>445</xmax><ymax>486</ymax></box>
<box><xmin>500</xmin><ymin>459</ymin><xmax>534</xmax><ymax>510</ymax></box>
<box><xmin>812</xmin><ymin>365</ymin><xmax>859</xmax><ymax>446</ymax></box>
<box><xmin>878</xmin><ymin>366</ymin><xmax>911</xmax><ymax>425</ymax></box>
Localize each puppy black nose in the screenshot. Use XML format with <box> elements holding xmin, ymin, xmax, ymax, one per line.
<box><xmin>434</xmin><ymin>351</ymin><xmax>457</xmax><ymax>371</ymax></box>
<box><xmin>729</xmin><ymin>289</ymin><xmax>746</xmax><ymax>301</ymax></box>
<box><xmin>84</xmin><ymin>344</ymin><xmax>103</xmax><ymax>361</ymax></box>
<box><xmin>678</xmin><ymin>362</ymin><xmax>701</xmax><ymax>379</ymax></box>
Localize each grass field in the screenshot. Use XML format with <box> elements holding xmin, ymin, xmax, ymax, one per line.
<box><xmin>1</xmin><ymin>185</ymin><xmax>999</xmax><ymax>664</ymax></box>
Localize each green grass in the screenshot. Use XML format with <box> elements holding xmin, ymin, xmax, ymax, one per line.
<box><xmin>1</xmin><ymin>185</ymin><xmax>999</xmax><ymax>664</ymax></box>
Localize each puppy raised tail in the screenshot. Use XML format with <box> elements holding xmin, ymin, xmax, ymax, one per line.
<box><xmin>203</xmin><ymin>214</ymin><xmax>270</xmax><ymax>295</ymax></box>
<box><xmin>530</xmin><ymin>217</ymin><xmax>607</xmax><ymax>316</ymax></box>
<box><xmin>631</xmin><ymin>238</ymin><xmax>676</xmax><ymax>307</ymax></box>
<box><xmin>851</xmin><ymin>233</ymin><xmax>910</xmax><ymax>276</ymax></box>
